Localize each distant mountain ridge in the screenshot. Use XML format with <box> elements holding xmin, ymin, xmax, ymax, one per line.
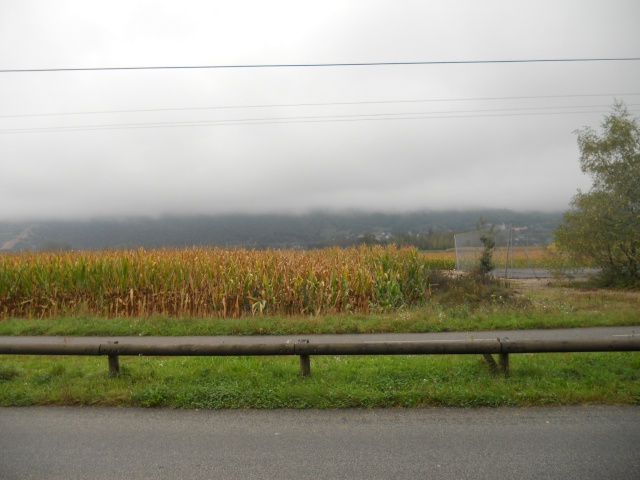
<box><xmin>0</xmin><ymin>210</ymin><xmax>562</xmax><ymax>252</ymax></box>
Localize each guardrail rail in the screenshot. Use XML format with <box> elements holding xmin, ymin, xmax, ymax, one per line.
<box><xmin>1</xmin><ymin>337</ymin><xmax>639</xmax><ymax>376</ymax></box>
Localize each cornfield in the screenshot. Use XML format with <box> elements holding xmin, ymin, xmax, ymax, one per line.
<box><xmin>0</xmin><ymin>246</ymin><xmax>438</xmax><ymax>319</ymax></box>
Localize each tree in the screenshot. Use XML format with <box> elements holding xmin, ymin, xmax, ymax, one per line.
<box><xmin>555</xmin><ymin>103</ymin><xmax>640</xmax><ymax>286</ymax></box>
<box><xmin>471</xmin><ymin>220</ymin><xmax>496</xmax><ymax>278</ymax></box>
<box><xmin>360</xmin><ymin>232</ymin><xmax>380</xmax><ymax>246</ymax></box>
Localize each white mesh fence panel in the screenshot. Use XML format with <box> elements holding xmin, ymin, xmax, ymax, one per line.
<box><xmin>454</xmin><ymin>226</ymin><xmax>513</xmax><ymax>273</ymax></box>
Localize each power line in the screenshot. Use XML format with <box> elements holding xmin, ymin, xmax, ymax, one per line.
<box><xmin>2</xmin><ymin>93</ymin><xmax>638</xmax><ymax>119</ymax></box>
<box><xmin>0</xmin><ymin>110</ymin><xmax>622</xmax><ymax>134</ymax></box>
<box><xmin>2</xmin><ymin>57</ymin><xmax>639</xmax><ymax>74</ymax></box>
<box><xmin>2</xmin><ymin>106</ymin><xmax>638</xmax><ymax>135</ymax></box>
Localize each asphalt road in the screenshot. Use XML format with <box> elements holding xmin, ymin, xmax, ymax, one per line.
<box><xmin>1</xmin><ymin>406</ymin><xmax>638</xmax><ymax>479</ymax></box>
<box><xmin>490</xmin><ymin>268</ymin><xmax>601</xmax><ymax>279</ymax></box>
<box><xmin>1</xmin><ymin>326</ymin><xmax>638</xmax><ymax>347</ymax></box>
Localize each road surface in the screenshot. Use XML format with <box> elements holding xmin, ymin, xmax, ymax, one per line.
<box><xmin>1</xmin><ymin>406</ymin><xmax>638</xmax><ymax>479</ymax></box>
<box><xmin>489</xmin><ymin>267</ymin><xmax>601</xmax><ymax>279</ymax></box>
<box><xmin>1</xmin><ymin>326</ymin><xmax>638</xmax><ymax>347</ymax></box>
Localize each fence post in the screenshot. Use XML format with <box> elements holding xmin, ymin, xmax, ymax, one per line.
<box><xmin>107</xmin><ymin>341</ymin><xmax>120</xmax><ymax>376</ymax></box>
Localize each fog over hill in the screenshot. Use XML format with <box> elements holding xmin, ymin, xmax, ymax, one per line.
<box><xmin>3</xmin><ymin>2</ymin><xmax>638</xmax><ymax>224</ymax></box>
<box><xmin>0</xmin><ymin>210</ymin><xmax>562</xmax><ymax>252</ymax></box>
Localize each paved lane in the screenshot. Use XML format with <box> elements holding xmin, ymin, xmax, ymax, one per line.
<box><xmin>1</xmin><ymin>326</ymin><xmax>638</xmax><ymax>347</ymax></box>
<box><xmin>1</xmin><ymin>406</ymin><xmax>638</xmax><ymax>479</ymax></box>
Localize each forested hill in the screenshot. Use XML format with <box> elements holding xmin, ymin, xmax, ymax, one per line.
<box><xmin>0</xmin><ymin>210</ymin><xmax>562</xmax><ymax>252</ymax></box>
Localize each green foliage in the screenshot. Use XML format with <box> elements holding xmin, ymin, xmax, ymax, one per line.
<box><xmin>469</xmin><ymin>220</ymin><xmax>497</xmax><ymax>278</ymax></box>
<box><xmin>555</xmin><ymin>103</ymin><xmax>640</xmax><ymax>287</ymax></box>
<box><xmin>0</xmin><ymin>364</ymin><xmax>23</xmax><ymax>382</ymax></box>
<box><xmin>476</xmin><ymin>233</ymin><xmax>496</xmax><ymax>276</ymax></box>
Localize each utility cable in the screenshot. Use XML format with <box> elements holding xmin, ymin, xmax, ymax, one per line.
<box><xmin>2</xmin><ymin>57</ymin><xmax>639</xmax><ymax>74</ymax></box>
<box><xmin>1</xmin><ymin>93</ymin><xmax>639</xmax><ymax>119</ymax></box>
<box><xmin>2</xmin><ymin>106</ymin><xmax>639</xmax><ymax>134</ymax></box>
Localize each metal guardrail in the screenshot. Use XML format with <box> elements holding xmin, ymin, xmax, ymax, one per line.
<box><xmin>1</xmin><ymin>337</ymin><xmax>639</xmax><ymax>376</ymax></box>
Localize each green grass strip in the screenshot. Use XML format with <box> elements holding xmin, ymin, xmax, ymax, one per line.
<box><xmin>1</xmin><ymin>302</ymin><xmax>638</xmax><ymax>336</ymax></box>
<box><xmin>1</xmin><ymin>353</ymin><xmax>638</xmax><ymax>408</ymax></box>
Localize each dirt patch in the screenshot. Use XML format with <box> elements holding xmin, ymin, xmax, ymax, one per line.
<box><xmin>507</xmin><ymin>278</ymin><xmax>558</xmax><ymax>294</ymax></box>
<box><xmin>508</xmin><ymin>277</ymin><xmax>640</xmax><ymax>306</ymax></box>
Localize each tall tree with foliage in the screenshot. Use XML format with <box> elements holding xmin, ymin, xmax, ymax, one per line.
<box><xmin>555</xmin><ymin>103</ymin><xmax>640</xmax><ymax>286</ymax></box>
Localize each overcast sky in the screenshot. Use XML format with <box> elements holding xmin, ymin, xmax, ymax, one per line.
<box><xmin>1</xmin><ymin>0</ymin><xmax>639</xmax><ymax>221</ymax></box>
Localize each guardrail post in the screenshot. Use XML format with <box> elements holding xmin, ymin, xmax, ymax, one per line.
<box><xmin>499</xmin><ymin>338</ymin><xmax>510</xmax><ymax>374</ymax></box>
<box><xmin>298</xmin><ymin>339</ymin><xmax>311</xmax><ymax>376</ymax></box>
<box><xmin>499</xmin><ymin>353</ymin><xmax>509</xmax><ymax>374</ymax></box>
<box><xmin>108</xmin><ymin>354</ymin><xmax>120</xmax><ymax>376</ymax></box>
<box><xmin>107</xmin><ymin>341</ymin><xmax>120</xmax><ymax>376</ymax></box>
<box><xmin>483</xmin><ymin>338</ymin><xmax>509</xmax><ymax>374</ymax></box>
<box><xmin>482</xmin><ymin>353</ymin><xmax>499</xmax><ymax>373</ymax></box>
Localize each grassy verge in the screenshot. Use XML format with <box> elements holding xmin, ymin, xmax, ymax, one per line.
<box><xmin>0</xmin><ymin>306</ymin><xmax>638</xmax><ymax>337</ymax></box>
<box><xmin>1</xmin><ymin>352</ymin><xmax>638</xmax><ymax>408</ymax></box>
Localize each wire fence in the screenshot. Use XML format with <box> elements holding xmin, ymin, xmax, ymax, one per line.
<box><xmin>454</xmin><ymin>225</ymin><xmax>549</xmax><ymax>278</ymax></box>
